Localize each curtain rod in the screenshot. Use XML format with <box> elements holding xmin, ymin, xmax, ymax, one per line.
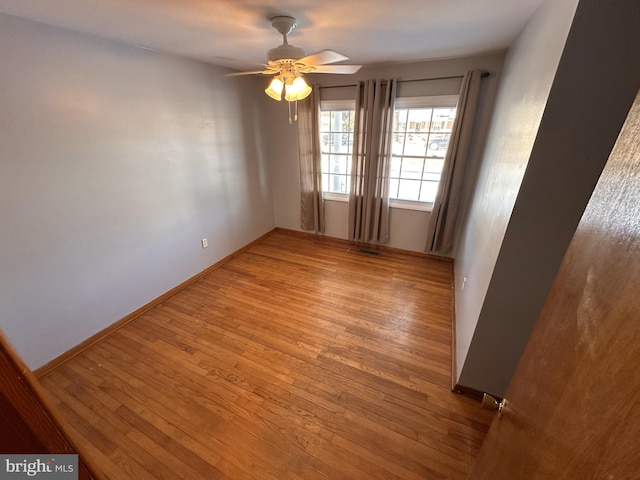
<box><xmin>318</xmin><ymin>71</ymin><xmax>489</xmax><ymax>90</ymax></box>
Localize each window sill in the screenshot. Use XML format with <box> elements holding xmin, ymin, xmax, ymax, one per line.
<box><xmin>322</xmin><ymin>193</ymin><xmax>433</xmax><ymax>212</ymax></box>
<box><xmin>323</xmin><ymin>192</ymin><xmax>349</xmax><ymax>202</ymax></box>
<box><xmin>390</xmin><ymin>199</ymin><xmax>433</xmax><ymax>212</ymax></box>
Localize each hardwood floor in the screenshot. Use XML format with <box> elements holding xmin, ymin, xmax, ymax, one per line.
<box><xmin>40</xmin><ymin>230</ymin><xmax>494</xmax><ymax>479</ymax></box>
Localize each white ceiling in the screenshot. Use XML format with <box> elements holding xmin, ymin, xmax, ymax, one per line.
<box><xmin>0</xmin><ymin>0</ymin><xmax>544</xmax><ymax>71</ymax></box>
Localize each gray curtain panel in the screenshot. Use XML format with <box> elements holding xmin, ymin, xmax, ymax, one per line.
<box><xmin>298</xmin><ymin>87</ymin><xmax>325</xmax><ymax>233</ymax></box>
<box><xmin>348</xmin><ymin>79</ymin><xmax>397</xmax><ymax>244</ymax></box>
<box><xmin>425</xmin><ymin>70</ymin><xmax>483</xmax><ymax>254</ymax></box>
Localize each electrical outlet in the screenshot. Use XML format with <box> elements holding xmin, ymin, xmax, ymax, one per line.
<box><xmin>201</xmin><ymin>238</ymin><xmax>208</xmax><ymax>248</ymax></box>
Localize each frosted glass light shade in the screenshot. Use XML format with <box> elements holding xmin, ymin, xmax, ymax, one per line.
<box><xmin>284</xmin><ymin>76</ymin><xmax>312</xmax><ymax>102</ymax></box>
<box><xmin>265</xmin><ymin>77</ymin><xmax>284</xmax><ymax>101</ymax></box>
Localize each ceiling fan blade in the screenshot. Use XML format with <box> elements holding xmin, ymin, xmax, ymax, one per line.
<box><xmin>225</xmin><ymin>69</ymin><xmax>279</xmax><ymax>77</ymax></box>
<box><xmin>298</xmin><ymin>50</ymin><xmax>349</xmax><ymax>66</ymax></box>
<box><xmin>310</xmin><ymin>64</ymin><xmax>362</xmax><ymax>74</ymax></box>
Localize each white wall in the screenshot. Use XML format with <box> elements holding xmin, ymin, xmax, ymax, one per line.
<box><xmin>266</xmin><ymin>53</ymin><xmax>505</xmax><ymax>252</ymax></box>
<box><xmin>0</xmin><ymin>14</ymin><xmax>275</xmax><ymax>369</ymax></box>
<box><xmin>453</xmin><ymin>0</ymin><xmax>579</xmax><ymax>386</ymax></box>
<box><xmin>455</xmin><ymin>0</ymin><xmax>640</xmax><ymax>395</ymax></box>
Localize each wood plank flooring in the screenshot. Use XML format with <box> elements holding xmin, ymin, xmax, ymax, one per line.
<box><xmin>39</xmin><ymin>230</ymin><xmax>494</xmax><ymax>479</ymax></box>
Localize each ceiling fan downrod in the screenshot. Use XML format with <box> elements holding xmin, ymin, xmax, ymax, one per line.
<box><xmin>268</xmin><ymin>16</ymin><xmax>305</xmax><ymax>62</ymax></box>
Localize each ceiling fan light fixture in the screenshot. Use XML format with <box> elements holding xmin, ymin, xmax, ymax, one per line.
<box><xmin>224</xmin><ymin>15</ymin><xmax>360</xmax><ymax>122</ymax></box>
<box><xmin>284</xmin><ymin>76</ymin><xmax>312</xmax><ymax>102</ymax></box>
<box><xmin>265</xmin><ymin>77</ymin><xmax>284</xmax><ymax>101</ymax></box>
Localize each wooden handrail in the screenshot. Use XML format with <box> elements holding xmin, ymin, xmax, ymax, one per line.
<box><xmin>0</xmin><ymin>329</ymin><xmax>102</xmax><ymax>479</ymax></box>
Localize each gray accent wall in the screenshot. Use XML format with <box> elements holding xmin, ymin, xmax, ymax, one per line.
<box><xmin>455</xmin><ymin>0</ymin><xmax>640</xmax><ymax>396</ymax></box>
<box><xmin>0</xmin><ymin>14</ymin><xmax>275</xmax><ymax>369</ymax></box>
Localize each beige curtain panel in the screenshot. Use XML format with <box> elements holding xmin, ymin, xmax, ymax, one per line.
<box><xmin>425</xmin><ymin>70</ymin><xmax>484</xmax><ymax>254</ymax></box>
<box><xmin>298</xmin><ymin>86</ymin><xmax>325</xmax><ymax>233</ymax></box>
<box><xmin>348</xmin><ymin>79</ymin><xmax>397</xmax><ymax>244</ymax></box>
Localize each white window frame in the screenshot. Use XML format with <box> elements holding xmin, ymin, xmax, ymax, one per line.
<box><xmin>318</xmin><ymin>95</ymin><xmax>458</xmax><ymax>210</ymax></box>
<box><xmin>320</xmin><ymin>100</ymin><xmax>355</xmax><ymax>202</ymax></box>
<box><xmin>390</xmin><ymin>95</ymin><xmax>458</xmax><ymax>211</ymax></box>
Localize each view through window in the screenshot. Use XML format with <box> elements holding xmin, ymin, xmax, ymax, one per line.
<box><xmin>320</xmin><ymin>110</ymin><xmax>354</xmax><ymax>195</ymax></box>
<box><xmin>319</xmin><ymin>97</ymin><xmax>457</xmax><ymax>205</ymax></box>
<box><xmin>391</xmin><ymin>106</ymin><xmax>456</xmax><ymax>203</ymax></box>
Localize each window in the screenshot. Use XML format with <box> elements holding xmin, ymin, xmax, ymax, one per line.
<box><xmin>391</xmin><ymin>96</ymin><xmax>458</xmax><ymax>205</ymax></box>
<box><xmin>320</xmin><ymin>102</ymin><xmax>355</xmax><ymax>195</ymax></box>
<box><xmin>319</xmin><ymin>95</ymin><xmax>457</xmax><ymax>207</ymax></box>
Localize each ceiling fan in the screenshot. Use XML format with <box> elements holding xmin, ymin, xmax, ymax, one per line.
<box><xmin>228</xmin><ymin>16</ymin><xmax>361</xmax><ymax>110</ymax></box>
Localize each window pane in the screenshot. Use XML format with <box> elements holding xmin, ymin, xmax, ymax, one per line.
<box><xmin>321</xmin><ymin>104</ymin><xmax>455</xmax><ymax>201</ymax></box>
<box><xmin>386</xmin><ymin>101</ymin><xmax>458</xmax><ymax>203</ymax></box>
<box><xmin>426</xmin><ymin>133</ymin><xmax>450</xmax><ymax>158</ymax></box>
<box><xmin>433</xmin><ymin>108</ymin><xmax>456</xmax><ymax>132</ymax></box>
<box><xmin>394</xmin><ymin>109</ymin><xmax>409</xmax><ymax>130</ymax></box>
<box><xmin>397</xmin><ymin>179</ymin><xmax>421</xmax><ymax>201</ymax></box>
<box><xmin>406</xmin><ymin>108</ymin><xmax>432</xmax><ymax>133</ymax></box>
<box><xmin>321</xmin><ymin>154</ymin><xmax>329</xmax><ymax>172</ymax></box>
<box><xmin>328</xmin><ymin>174</ymin><xmax>340</xmax><ymax>193</ymax></box>
<box><xmin>329</xmin><ymin>174</ymin><xmax>348</xmax><ymax>194</ymax></box>
<box><xmin>400</xmin><ymin>157</ymin><xmax>423</xmax><ymax>180</ymax></box>
<box><xmin>420</xmin><ymin>181</ymin><xmax>439</xmax><ymax>203</ymax></box>
<box><xmin>422</xmin><ymin>173</ymin><xmax>440</xmax><ymax>183</ymax></box>
<box><xmin>404</xmin><ymin>134</ymin><xmax>428</xmax><ymax>156</ymax></box>
<box><xmin>389</xmin><ymin>156</ymin><xmax>402</xmax><ymax>178</ymax></box>
<box><xmin>424</xmin><ymin>158</ymin><xmax>444</xmax><ymax>174</ymax></box>
<box><xmin>389</xmin><ymin>178</ymin><xmax>400</xmax><ymax>198</ymax></box>
<box><xmin>423</xmin><ymin>158</ymin><xmax>444</xmax><ymax>183</ymax></box>
<box><xmin>346</xmin><ymin>111</ymin><xmax>355</xmax><ymax>132</ymax></box>
<box><xmin>392</xmin><ymin>132</ymin><xmax>407</xmax><ymax>155</ymax></box>
<box><xmin>320</xmin><ymin>109</ymin><xmax>354</xmax><ymax>194</ymax></box>
<box><xmin>423</xmin><ymin>172</ymin><xmax>441</xmax><ymax>183</ymax></box>
<box><xmin>320</xmin><ymin>112</ymin><xmax>331</xmax><ymax>131</ymax></box>
<box><xmin>398</xmin><ymin>179</ymin><xmax>421</xmax><ymax>201</ymax></box>
<box><xmin>329</xmin><ymin>155</ymin><xmax>348</xmax><ymax>175</ymax></box>
<box><xmin>333</xmin><ymin>139</ymin><xmax>349</xmax><ymax>154</ymax></box>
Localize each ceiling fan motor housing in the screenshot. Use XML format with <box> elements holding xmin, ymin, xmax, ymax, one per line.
<box><xmin>268</xmin><ymin>44</ymin><xmax>306</xmax><ymax>62</ymax></box>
